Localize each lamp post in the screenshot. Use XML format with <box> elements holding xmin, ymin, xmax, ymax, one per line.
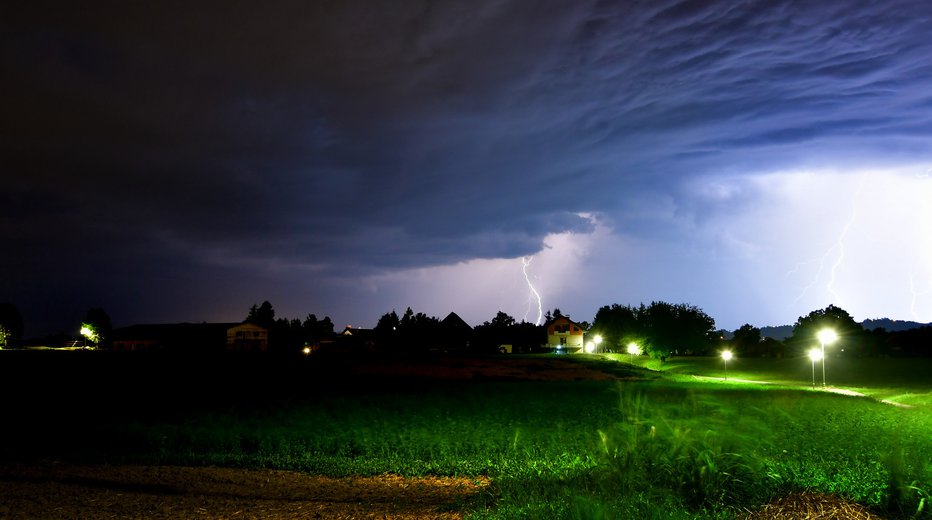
<box><xmin>816</xmin><ymin>329</ymin><xmax>837</xmax><ymax>387</ymax></box>
<box><xmin>721</xmin><ymin>350</ymin><xmax>733</xmax><ymax>380</ymax></box>
<box><xmin>807</xmin><ymin>348</ymin><xmax>823</xmax><ymax>389</ymax></box>
<box><xmin>626</xmin><ymin>342</ymin><xmax>640</xmax><ymax>364</ymax></box>
<box><xmin>80</xmin><ymin>323</ymin><xmax>99</xmax><ymax>349</ymax></box>
<box><xmin>593</xmin><ymin>335</ymin><xmax>603</xmax><ymax>354</ymax></box>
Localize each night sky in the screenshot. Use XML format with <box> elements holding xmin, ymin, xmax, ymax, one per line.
<box><xmin>4</xmin><ymin>0</ymin><xmax>932</xmax><ymax>337</ymax></box>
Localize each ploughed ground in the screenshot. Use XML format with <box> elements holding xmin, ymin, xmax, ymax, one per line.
<box><xmin>0</xmin><ymin>463</ymin><xmax>491</xmax><ymax>519</ymax></box>
<box><xmin>0</xmin><ymin>355</ymin><xmax>884</xmax><ymax>519</ymax></box>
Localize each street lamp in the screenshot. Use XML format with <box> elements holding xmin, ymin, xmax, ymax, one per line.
<box><xmin>80</xmin><ymin>323</ymin><xmax>100</xmax><ymax>349</ymax></box>
<box><xmin>626</xmin><ymin>342</ymin><xmax>641</xmax><ymax>364</ymax></box>
<box><xmin>807</xmin><ymin>348</ymin><xmax>823</xmax><ymax>389</ymax></box>
<box><xmin>80</xmin><ymin>325</ymin><xmax>93</xmax><ymax>348</ymax></box>
<box><xmin>816</xmin><ymin>329</ymin><xmax>837</xmax><ymax>387</ymax></box>
<box><xmin>593</xmin><ymin>335</ymin><xmax>603</xmax><ymax>354</ymax></box>
<box><xmin>721</xmin><ymin>350</ymin><xmax>733</xmax><ymax>380</ymax></box>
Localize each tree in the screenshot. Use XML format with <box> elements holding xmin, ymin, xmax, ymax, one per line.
<box><xmin>83</xmin><ymin>307</ymin><xmax>112</xmax><ymax>347</ymax></box>
<box><xmin>472</xmin><ymin>310</ymin><xmax>546</xmax><ymax>353</ymax></box>
<box><xmin>318</xmin><ymin>316</ymin><xmax>334</xmax><ymax>336</ymax></box>
<box><xmin>269</xmin><ymin>317</ymin><xmax>305</xmax><ymax>354</ymax></box>
<box><xmin>0</xmin><ymin>303</ymin><xmax>24</xmax><ymax>348</ymax></box>
<box><xmin>302</xmin><ymin>313</ymin><xmax>335</xmax><ymax>342</ymax></box>
<box><xmin>591</xmin><ymin>304</ymin><xmax>640</xmax><ymax>352</ymax></box>
<box><xmin>375</xmin><ymin>310</ymin><xmax>400</xmax><ymax>333</ymax></box>
<box><xmin>786</xmin><ymin>305</ymin><xmax>864</xmax><ymax>356</ymax></box>
<box><xmin>374</xmin><ymin>307</ymin><xmax>441</xmax><ymax>351</ymax></box>
<box><xmin>487</xmin><ymin>311</ymin><xmax>516</xmax><ymax>329</ymax></box>
<box><xmin>246</xmin><ymin>301</ymin><xmax>275</xmax><ymax>329</ymax></box>
<box><xmin>591</xmin><ymin>301</ymin><xmax>715</xmax><ymax>358</ymax></box>
<box><xmin>731</xmin><ymin>324</ymin><xmax>762</xmax><ymax>356</ymax></box>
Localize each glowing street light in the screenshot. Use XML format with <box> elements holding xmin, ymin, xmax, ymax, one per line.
<box><xmin>817</xmin><ymin>329</ymin><xmax>838</xmax><ymax>387</ymax></box>
<box><xmin>79</xmin><ymin>324</ymin><xmax>98</xmax><ymax>349</ymax></box>
<box><xmin>584</xmin><ymin>334</ymin><xmax>604</xmax><ymax>354</ymax></box>
<box><xmin>721</xmin><ymin>350</ymin><xmax>733</xmax><ymax>380</ymax></box>
<box><xmin>807</xmin><ymin>348</ymin><xmax>823</xmax><ymax>389</ymax></box>
<box><xmin>626</xmin><ymin>342</ymin><xmax>641</xmax><ymax>364</ymax></box>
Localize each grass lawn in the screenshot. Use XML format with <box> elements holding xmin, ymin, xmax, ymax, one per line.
<box><xmin>2</xmin><ymin>351</ymin><xmax>930</xmax><ymax>518</ymax></box>
<box><xmin>616</xmin><ymin>353</ymin><xmax>932</xmax><ymax>408</ymax></box>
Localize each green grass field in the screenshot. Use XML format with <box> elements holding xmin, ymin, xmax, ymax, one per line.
<box><xmin>615</xmin><ymin>353</ymin><xmax>932</xmax><ymax>407</ymax></box>
<box><xmin>2</xmin><ymin>351</ymin><xmax>930</xmax><ymax>518</ymax></box>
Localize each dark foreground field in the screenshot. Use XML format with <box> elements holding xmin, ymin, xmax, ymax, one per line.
<box><xmin>0</xmin><ymin>351</ymin><xmax>621</xmax><ymax>519</ymax></box>
<box><xmin>1</xmin><ymin>350</ymin><xmax>929</xmax><ymax>519</ymax></box>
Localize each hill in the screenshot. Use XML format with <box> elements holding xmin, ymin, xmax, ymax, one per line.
<box><xmin>758</xmin><ymin>318</ymin><xmax>930</xmax><ymax>340</ymax></box>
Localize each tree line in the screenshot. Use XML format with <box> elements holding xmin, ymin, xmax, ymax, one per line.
<box><xmin>3</xmin><ymin>299</ymin><xmax>931</xmax><ymax>357</ymax></box>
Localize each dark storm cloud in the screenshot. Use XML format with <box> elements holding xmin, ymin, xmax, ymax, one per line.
<box><xmin>4</xmin><ymin>0</ymin><xmax>932</xmax><ymax>333</ymax></box>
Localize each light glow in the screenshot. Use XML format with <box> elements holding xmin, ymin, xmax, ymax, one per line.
<box><xmin>626</xmin><ymin>342</ymin><xmax>641</xmax><ymax>356</ymax></box>
<box><xmin>79</xmin><ymin>324</ymin><xmax>99</xmax><ymax>345</ymax></box>
<box><xmin>817</xmin><ymin>329</ymin><xmax>838</xmax><ymax>346</ymax></box>
<box><xmin>720</xmin><ymin>350</ymin><xmax>733</xmax><ymax>380</ymax></box>
<box><xmin>808</xmin><ymin>348</ymin><xmax>823</xmax><ymax>362</ymax></box>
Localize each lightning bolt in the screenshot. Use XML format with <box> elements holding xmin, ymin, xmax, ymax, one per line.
<box><xmin>521</xmin><ymin>256</ymin><xmax>543</xmax><ymax>325</ymax></box>
<box><xmin>788</xmin><ymin>255</ymin><xmax>828</xmax><ymax>303</ymax></box>
<box><xmin>789</xmin><ymin>174</ymin><xmax>868</xmax><ymax>305</ymax></box>
<box><xmin>825</xmin><ymin>181</ymin><xmax>863</xmax><ymax>302</ymax></box>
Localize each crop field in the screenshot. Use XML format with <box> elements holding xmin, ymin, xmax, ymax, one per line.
<box><xmin>1</xmin><ymin>350</ymin><xmax>930</xmax><ymax>518</ymax></box>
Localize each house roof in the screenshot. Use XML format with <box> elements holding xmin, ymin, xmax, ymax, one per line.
<box><xmin>340</xmin><ymin>325</ymin><xmax>375</xmax><ymax>337</ymax></box>
<box><xmin>441</xmin><ymin>311</ymin><xmax>472</xmax><ymax>331</ymax></box>
<box><xmin>544</xmin><ymin>315</ymin><xmax>581</xmax><ymax>328</ymax></box>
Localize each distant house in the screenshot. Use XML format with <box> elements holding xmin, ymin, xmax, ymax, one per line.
<box><xmin>438</xmin><ymin>311</ymin><xmax>474</xmax><ymax>351</ymax></box>
<box><xmin>226</xmin><ymin>323</ymin><xmax>269</xmax><ymax>352</ymax></box>
<box><xmin>337</xmin><ymin>325</ymin><xmax>377</xmax><ymax>351</ymax></box>
<box><xmin>545</xmin><ymin>315</ymin><xmax>585</xmax><ymax>353</ymax></box>
<box><xmin>112</xmin><ymin>322</ymin><xmax>268</xmax><ymax>353</ymax></box>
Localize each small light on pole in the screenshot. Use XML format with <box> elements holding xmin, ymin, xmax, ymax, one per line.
<box><xmin>79</xmin><ymin>325</ymin><xmax>98</xmax><ymax>349</ymax></box>
<box><xmin>721</xmin><ymin>350</ymin><xmax>733</xmax><ymax>380</ymax></box>
<box><xmin>626</xmin><ymin>342</ymin><xmax>640</xmax><ymax>364</ymax></box>
<box><xmin>593</xmin><ymin>334</ymin><xmax>603</xmax><ymax>354</ymax></box>
<box><xmin>807</xmin><ymin>348</ymin><xmax>823</xmax><ymax>389</ymax></box>
<box><xmin>816</xmin><ymin>329</ymin><xmax>837</xmax><ymax>387</ymax></box>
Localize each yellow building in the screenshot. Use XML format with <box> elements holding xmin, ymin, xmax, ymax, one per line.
<box><xmin>545</xmin><ymin>316</ymin><xmax>585</xmax><ymax>353</ymax></box>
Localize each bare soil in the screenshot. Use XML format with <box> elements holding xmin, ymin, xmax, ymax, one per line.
<box><xmin>0</xmin><ymin>463</ymin><xmax>491</xmax><ymax>519</ymax></box>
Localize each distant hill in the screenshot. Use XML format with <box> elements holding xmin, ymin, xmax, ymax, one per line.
<box><xmin>758</xmin><ymin>319</ymin><xmax>931</xmax><ymax>341</ymax></box>
<box><xmin>860</xmin><ymin>318</ymin><xmax>931</xmax><ymax>332</ymax></box>
<box><xmin>760</xmin><ymin>325</ymin><xmax>794</xmax><ymax>340</ymax></box>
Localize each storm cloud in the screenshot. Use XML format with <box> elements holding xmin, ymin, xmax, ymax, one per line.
<box><xmin>4</xmin><ymin>0</ymin><xmax>932</xmax><ymax>334</ymax></box>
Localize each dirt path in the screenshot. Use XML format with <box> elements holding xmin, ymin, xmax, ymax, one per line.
<box><xmin>0</xmin><ymin>463</ymin><xmax>491</xmax><ymax>519</ymax></box>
